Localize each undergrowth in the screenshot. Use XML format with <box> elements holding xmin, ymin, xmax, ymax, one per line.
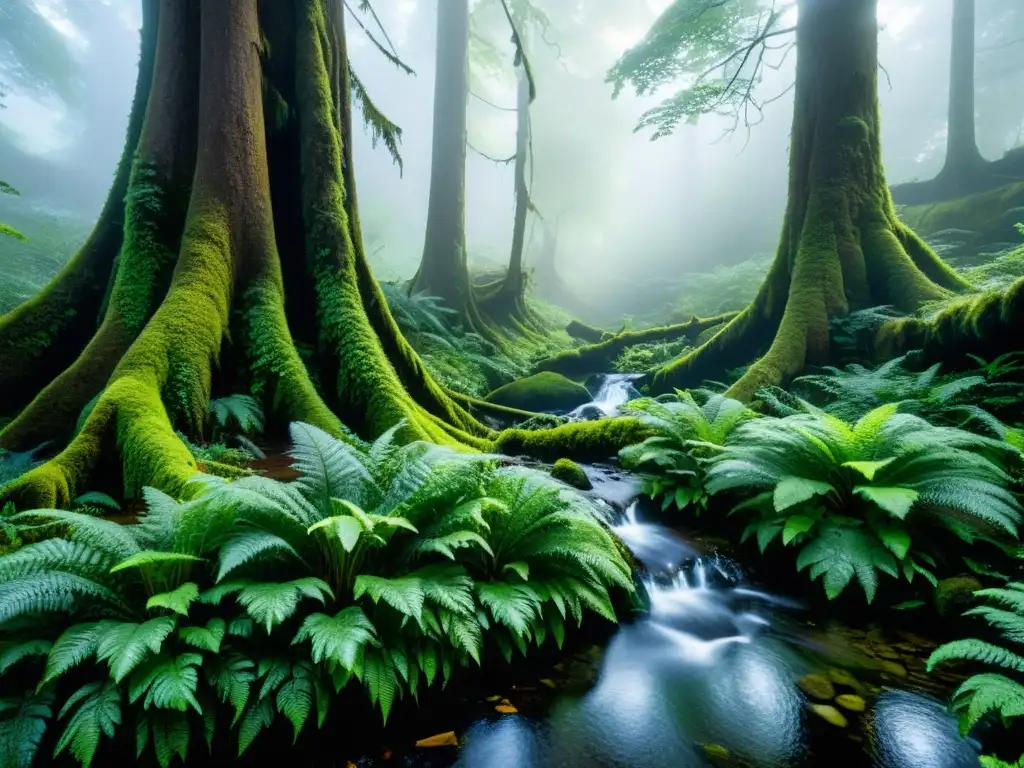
<box><xmin>0</xmin><ymin>421</ymin><xmax>632</xmax><ymax>766</ymax></box>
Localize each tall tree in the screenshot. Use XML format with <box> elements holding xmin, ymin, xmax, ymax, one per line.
<box><xmin>411</xmin><ymin>0</ymin><xmax>483</xmax><ymax>328</ymax></box>
<box><xmin>0</xmin><ymin>0</ymin><xmax>494</xmax><ymax>509</ymax></box>
<box><xmin>891</xmin><ymin>0</ymin><xmax>994</xmax><ymax>204</ymax></box>
<box><xmin>609</xmin><ymin>0</ymin><xmax>969</xmax><ymax>400</ymax></box>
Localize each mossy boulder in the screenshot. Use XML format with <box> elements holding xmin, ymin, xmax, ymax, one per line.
<box><xmin>551</xmin><ymin>458</ymin><xmax>592</xmax><ymax>490</ymax></box>
<box><xmin>486</xmin><ymin>372</ymin><xmax>591</xmax><ymax>414</ymax></box>
<box><xmin>934</xmin><ymin>576</ymin><xmax>983</xmax><ymax>618</ymax></box>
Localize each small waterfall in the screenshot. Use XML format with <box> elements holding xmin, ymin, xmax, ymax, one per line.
<box><xmin>569</xmin><ymin>373</ymin><xmax>643</xmax><ymax>418</ymax></box>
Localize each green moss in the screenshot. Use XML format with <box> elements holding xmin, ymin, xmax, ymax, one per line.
<box><xmin>485</xmin><ymin>372</ymin><xmax>591</xmax><ymax>413</ymax></box>
<box><xmin>496</xmin><ymin>417</ymin><xmax>651</xmax><ymax>463</ymax></box>
<box><xmin>933</xmin><ymin>576</ymin><xmax>982</xmax><ymax>618</ymax></box>
<box><xmin>0</xmin><ymin>6</ymin><xmax>159</xmax><ymax>417</ymax></box>
<box><xmin>551</xmin><ymin>458</ymin><xmax>592</xmax><ymax>490</ymax></box>
<box><xmin>899</xmin><ymin>181</ymin><xmax>1024</xmax><ymax>241</ymax></box>
<box><xmin>536</xmin><ymin>313</ymin><xmax>736</xmax><ymax>378</ymax></box>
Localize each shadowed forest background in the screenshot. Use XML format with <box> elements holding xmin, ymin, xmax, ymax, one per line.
<box><xmin>3</xmin><ymin>1</ymin><xmax>1024</xmax><ymax>767</ymax></box>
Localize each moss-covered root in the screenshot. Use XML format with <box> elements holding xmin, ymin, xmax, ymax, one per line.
<box><xmin>294</xmin><ymin>1</ymin><xmax>490</xmax><ymax>450</ymax></box>
<box><xmin>0</xmin><ymin>2</ymin><xmax>198</xmax><ymax>452</ymax></box>
<box><xmin>536</xmin><ymin>312</ymin><xmax>737</xmax><ymax>377</ymax></box>
<box><xmin>0</xmin><ymin>0</ymin><xmax>158</xmax><ymax>418</ymax></box>
<box><xmin>495</xmin><ymin>417</ymin><xmax>651</xmax><ymax>463</ymax></box>
<box><xmin>877</xmin><ymin>278</ymin><xmax>1024</xmax><ymax>362</ymax></box>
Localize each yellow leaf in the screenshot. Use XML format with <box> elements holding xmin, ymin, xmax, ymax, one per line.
<box><xmin>415</xmin><ymin>731</ymin><xmax>458</xmax><ymax>748</ymax></box>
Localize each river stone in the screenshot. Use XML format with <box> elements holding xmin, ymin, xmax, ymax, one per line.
<box><xmin>879</xmin><ymin>660</ymin><xmax>907</xmax><ymax>678</ymax></box>
<box><xmin>826</xmin><ymin>668</ymin><xmax>858</xmax><ymax>688</ymax></box>
<box><xmin>835</xmin><ymin>694</ymin><xmax>866</xmax><ymax>712</ymax></box>
<box><xmin>809</xmin><ymin>703</ymin><xmax>849</xmax><ymax>728</ymax></box>
<box><xmin>797</xmin><ymin>673</ymin><xmax>836</xmax><ymax>700</ymax></box>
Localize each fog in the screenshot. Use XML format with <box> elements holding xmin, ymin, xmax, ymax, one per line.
<box><xmin>3</xmin><ymin>0</ymin><xmax>1023</xmax><ymax>315</ymax></box>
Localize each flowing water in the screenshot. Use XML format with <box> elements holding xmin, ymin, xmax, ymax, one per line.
<box><xmin>447</xmin><ymin>483</ymin><xmax>982</xmax><ymax>768</ymax></box>
<box><xmin>569</xmin><ymin>373</ymin><xmax>644</xmax><ymax>418</ymax></box>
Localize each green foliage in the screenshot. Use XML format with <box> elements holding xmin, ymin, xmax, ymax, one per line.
<box><xmin>382</xmin><ymin>285</ymin><xmax>523</xmax><ymax>396</ymax></box>
<box><xmin>704</xmin><ymin>402</ymin><xmax>1022</xmax><ymax>602</ymax></box>
<box><xmin>606</xmin><ymin>0</ymin><xmax>793</xmax><ymax>137</ymax></box>
<box><xmin>793</xmin><ymin>354</ymin><xmax>987</xmax><ymax>425</ymax></box>
<box><xmin>619</xmin><ymin>391</ymin><xmax>755</xmax><ymax>514</ymax></box>
<box><xmin>981</xmin><ymin>754</ymin><xmax>1024</xmax><ymax>768</ymax></box>
<box><xmin>928</xmin><ymin>581</ymin><xmax>1024</xmax><ymax>735</ymax></box>
<box><xmin>0</xmin><ymin>420</ymin><xmax>631</xmax><ymax>762</ymax></box>
<box><xmin>612</xmin><ymin>338</ymin><xmax>692</xmax><ymax>373</ymax></box>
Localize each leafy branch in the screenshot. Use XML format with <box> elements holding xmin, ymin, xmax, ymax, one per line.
<box><xmin>607</xmin><ymin>0</ymin><xmax>796</xmax><ymax>140</ymax></box>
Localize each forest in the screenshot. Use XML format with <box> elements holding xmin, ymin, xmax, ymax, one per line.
<box><xmin>1</xmin><ymin>0</ymin><xmax>1023</xmax><ymax>765</ymax></box>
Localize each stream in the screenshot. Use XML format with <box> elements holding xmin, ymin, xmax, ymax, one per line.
<box><xmin>375</xmin><ymin>377</ymin><xmax>985</xmax><ymax>766</ymax></box>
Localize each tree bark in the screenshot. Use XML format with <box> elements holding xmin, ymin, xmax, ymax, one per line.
<box><xmin>0</xmin><ymin>0</ymin><xmax>492</xmax><ymax>509</ymax></box>
<box><xmin>505</xmin><ymin>64</ymin><xmax>531</xmax><ymax>292</ymax></box>
<box><xmin>649</xmin><ymin>0</ymin><xmax>968</xmax><ymax>401</ymax></box>
<box><xmin>411</xmin><ymin>0</ymin><xmax>477</xmax><ymax>319</ymax></box>
<box><xmin>940</xmin><ymin>0</ymin><xmax>986</xmax><ymax>183</ymax></box>
<box><xmin>890</xmin><ymin>0</ymin><xmax>1003</xmax><ymax>205</ymax></box>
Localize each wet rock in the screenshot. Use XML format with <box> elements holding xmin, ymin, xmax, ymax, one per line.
<box><xmin>879</xmin><ymin>661</ymin><xmax>907</xmax><ymax>678</ymax></box>
<box><xmin>797</xmin><ymin>673</ymin><xmax>836</xmax><ymax>701</ymax></box>
<box><xmin>835</xmin><ymin>694</ymin><xmax>866</xmax><ymax>712</ymax></box>
<box><xmin>934</xmin><ymin>576</ymin><xmax>982</xmax><ymax>618</ymax></box>
<box><xmin>574</xmin><ymin>404</ymin><xmax>606</xmax><ymax>421</ymax></box>
<box><xmin>826</xmin><ymin>668</ymin><xmax>858</xmax><ymax>688</ymax></box>
<box><xmin>809</xmin><ymin>703</ymin><xmax>849</xmax><ymax>728</ymax></box>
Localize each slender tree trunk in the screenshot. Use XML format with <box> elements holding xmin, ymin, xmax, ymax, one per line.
<box><xmin>504</xmin><ymin>64</ymin><xmax>531</xmax><ymax>291</ymax></box>
<box><xmin>938</xmin><ymin>0</ymin><xmax>987</xmax><ymax>184</ymax></box>
<box><xmin>0</xmin><ymin>0</ymin><xmax>491</xmax><ymax>509</ymax></box>
<box><xmin>890</xmin><ymin>0</ymin><xmax>994</xmax><ymax>204</ymax></box>
<box><xmin>650</xmin><ymin>0</ymin><xmax>968</xmax><ymax>400</ymax></box>
<box><xmin>411</xmin><ymin>0</ymin><xmax>476</xmax><ymax>317</ymax></box>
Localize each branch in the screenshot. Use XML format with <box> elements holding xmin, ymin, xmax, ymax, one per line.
<box><xmin>349</xmin><ymin>65</ymin><xmax>404</xmax><ymax>173</ymax></box>
<box><xmin>467</xmin><ymin>142</ymin><xmax>516</xmax><ymax>165</ymax></box>
<box><xmin>343</xmin><ymin>0</ymin><xmax>415</xmax><ymax>75</ymax></box>
<box><xmin>498</xmin><ymin>0</ymin><xmax>536</xmax><ymax>103</ymax></box>
<box><xmin>469</xmin><ymin>90</ymin><xmax>517</xmax><ymax>111</ymax></box>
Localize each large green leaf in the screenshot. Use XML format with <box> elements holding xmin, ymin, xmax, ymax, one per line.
<box><xmin>781</xmin><ymin>514</ymin><xmax>816</xmax><ymax>545</ymax></box>
<box><xmin>773</xmin><ymin>477</ymin><xmax>832</xmax><ymax>512</ymax></box>
<box><xmin>146</xmin><ymin>583</ymin><xmax>199</xmax><ymax>616</ymax></box>
<box><xmin>842</xmin><ymin>459</ymin><xmax>894</xmax><ymax>481</ymax></box>
<box><xmin>795</xmin><ymin>525</ymin><xmax>898</xmax><ymax>602</ymax></box>
<box><xmin>854</xmin><ymin>486</ymin><xmax>918</xmax><ymax>519</ymax></box>
<box><xmin>307</xmin><ymin>515</ymin><xmax>362</xmax><ymax>552</ymax></box>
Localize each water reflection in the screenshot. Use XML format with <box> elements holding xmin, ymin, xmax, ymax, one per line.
<box><xmin>452</xmin><ymin>469</ymin><xmax>979</xmax><ymax>768</ymax></box>
<box><xmin>871</xmin><ymin>690</ymin><xmax>980</xmax><ymax>768</ymax></box>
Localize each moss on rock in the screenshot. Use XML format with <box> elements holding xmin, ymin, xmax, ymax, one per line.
<box><xmin>485</xmin><ymin>372</ymin><xmax>591</xmax><ymax>413</ymax></box>
<box><xmin>495</xmin><ymin>417</ymin><xmax>650</xmax><ymax>463</ymax></box>
<box><xmin>551</xmin><ymin>458</ymin><xmax>592</xmax><ymax>490</ymax></box>
<box><xmin>933</xmin><ymin>575</ymin><xmax>982</xmax><ymax>618</ymax></box>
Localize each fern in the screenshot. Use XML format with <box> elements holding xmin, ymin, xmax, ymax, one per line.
<box><xmin>929</xmin><ymin>581</ymin><xmax>1024</xmax><ymax>733</ymax></box>
<box><xmin>54</xmin><ymin>681</ymin><xmax>121</xmax><ymax>768</ymax></box>
<box><xmin>0</xmin><ymin>690</ymin><xmax>53</xmax><ymax>768</ymax></box>
<box><xmin>619</xmin><ymin>391</ymin><xmax>754</xmax><ymax>513</ymax></box>
<box><xmin>704</xmin><ymin>402</ymin><xmax>1022</xmax><ymax>601</ymax></box>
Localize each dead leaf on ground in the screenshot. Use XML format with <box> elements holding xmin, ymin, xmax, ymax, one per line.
<box><xmin>416</xmin><ymin>731</ymin><xmax>458</xmax><ymax>748</ymax></box>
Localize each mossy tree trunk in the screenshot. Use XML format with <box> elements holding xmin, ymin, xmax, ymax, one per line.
<box><xmin>0</xmin><ymin>0</ymin><xmax>493</xmax><ymax>509</ymax></box>
<box><xmin>649</xmin><ymin>0</ymin><xmax>969</xmax><ymax>401</ymax></box>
